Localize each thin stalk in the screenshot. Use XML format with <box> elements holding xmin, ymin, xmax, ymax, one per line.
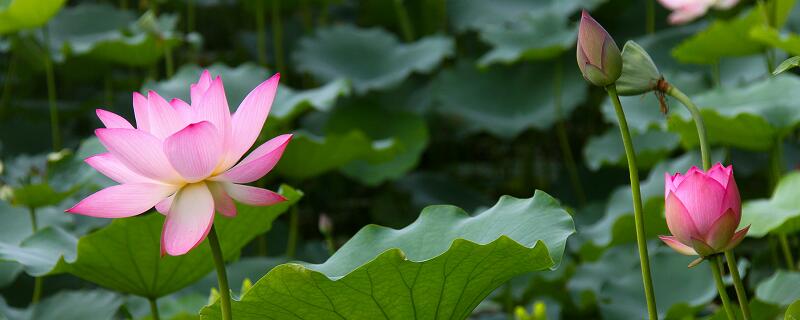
<box><xmin>164</xmin><ymin>44</ymin><xmax>174</xmax><ymax>78</ymax></box>
<box><xmin>393</xmin><ymin>0</ymin><xmax>415</xmax><ymax>42</ymax></box>
<box><xmin>286</xmin><ymin>206</ymin><xmax>299</xmax><ymax>258</ymax></box>
<box><xmin>607</xmin><ymin>84</ymin><xmax>658</xmax><ymax>319</ymax></box>
<box><xmin>324</xmin><ymin>234</ymin><xmax>335</xmax><ymax>255</ymax></box>
<box><xmin>646</xmin><ymin>0</ymin><xmax>655</xmax><ymax>34</ymax></box>
<box><xmin>207</xmin><ymin>225</ymin><xmax>232</xmax><ymax>320</ymax></box>
<box><xmin>668</xmin><ymin>83</ymin><xmax>752</xmax><ymax>320</ymax></box>
<box><xmin>711</xmin><ymin>62</ymin><xmax>721</xmax><ymax>88</ymax></box>
<box><xmin>271</xmin><ymin>0</ymin><xmax>286</xmax><ymax>75</ymax></box>
<box><xmin>779</xmin><ymin>234</ymin><xmax>796</xmax><ymax>270</ymax></box>
<box><xmin>148</xmin><ymin>297</ymin><xmax>160</xmax><ymax>320</ymax></box>
<box><xmin>29</xmin><ymin>207</ymin><xmax>42</xmax><ymax>304</ymax></box>
<box><xmin>255</xmin><ymin>0</ymin><xmax>267</xmax><ymax>67</ymax></box>
<box><xmin>42</xmin><ymin>27</ymin><xmax>61</xmax><ymax>150</ymax></box>
<box><xmin>711</xmin><ymin>256</ymin><xmax>736</xmax><ymax>319</ymax></box>
<box><xmin>28</xmin><ymin>207</ymin><xmax>38</xmax><ymax>232</ymax></box>
<box><xmin>553</xmin><ymin>60</ymin><xmax>586</xmax><ymax>206</ymax></box>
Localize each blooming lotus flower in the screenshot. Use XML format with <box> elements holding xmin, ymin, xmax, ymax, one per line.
<box><xmin>67</xmin><ymin>71</ymin><xmax>291</xmax><ymax>256</ymax></box>
<box><xmin>658</xmin><ymin>0</ymin><xmax>739</xmax><ymax>25</ymax></box>
<box><xmin>659</xmin><ymin>163</ymin><xmax>749</xmax><ymax>257</ymax></box>
<box><xmin>576</xmin><ymin>10</ymin><xmax>622</xmax><ymax>87</ymax></box>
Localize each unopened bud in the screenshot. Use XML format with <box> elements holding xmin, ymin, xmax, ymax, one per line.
<box><xmin>576</xmin><ymin>10</ymin><xmax>622</xmax><ymax>87</ymax></box>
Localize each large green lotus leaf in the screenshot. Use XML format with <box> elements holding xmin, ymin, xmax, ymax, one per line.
<box><xmin>672</xmin><ymin>8</ymin><xmax>767</xmax><ymax>64</ymax></box>
<box><xmin>327</xmin><ymin>104</ymin><xmax>429</xmax><ymax>185</ymax></box>
<box><xmin>446</xmin><ymin>0</ymin><xmax>601</xmax><ymax>32</ymax></box>
<box><xmin>751</xmin><ymin>25</ymin><xmax>800</xmax><ymax>55</ymax></box>
<box><xmin>45</xmin><ymin>4</ymin><xmax>180</xmax><ymax>65</ymax></box>
<box><xmin>756</xmin><ymin>271</ymin><xmax>800</xmax><ymax>306</ymax></box>
<box><xmin>433</xmin><ymin>59</ymin><xmax>585</xmax><ymax>139</ymax></box>
<box><xmin>568</xmin><ymin>244</ymin><xmax>715</xmax><ymax>319</ymax></box>
<box><xmin>477</xmin><ymin>11</ymin><xmax>575</xmax><ymax>67</ymax></box>
<box><xmin>293</xmin><ymin>25</ymin><xmax>454</xmax><ymax>93</ymax></box>
<box><xmin>0</xmin><ymin>289</ymin><xmax>122</xmax><ymax>320</ymax></box>
<box><xmin>741</xmin><ymin>172</ymin><xmax>800</xmax><ymax>237</ymax></box>
<box><xmin>667</xmin><ymin>75</ymin><xmax>800</xmax><ymax>151</ymax></box>
<box><xmin>274</xmin><ymin>130</ymin><xmax>400</xmax><ymax>180</ymax></box>
<box><xmin>579</xmin><ymin>151</ymin><xmax>719</xmax><ymax>248</ymax></box>
<box><xmin>53</xmin><ymin>185</ymin><xmax>301</xmax><ymax>298</ymax></box>
<box><xmin>142</xmin><ymin>63</ymin><xmax>348</xmax><ymax>124</ymax></box>
<box><xmin>0</xmin><ymin>0</ymin><xmax>65</xmax><ymax>34</ymax></box>
<box><xmin>583</xmin><ymin>127</ymin><xmax>680</xmax><ymax>171</ymax></box>
<box><xmin>0</xmin><ymin>226</ymin><xmax>76</xmax><ymax>276</ymax></box>
<box><xmin>200</xmin><ymin>191</ymin><xmax>575</xmax><ymax>319</ymax></box>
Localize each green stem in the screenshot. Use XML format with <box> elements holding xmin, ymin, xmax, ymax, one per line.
<box><xmin>668</xmin><ymin>83</ymin><xmax>752</xmax><ymax>320</ymax></box>
<box><xmin>607</xmin><ymin>84</ymin><xmax>658</xmax><ymax>319</ymax></box>
<box><xmin>711</xmin><ymin>62</ymin><xmax>721</xmax><ymax>88</ymax></box>
<box><xmin>255</xmin><ymin>0</ymin><xmax>267</xmax><ymax>67</ymax></box>
<box><xmin>286</xmin><ymin>206</ymin><xmax>298</xmax><ymax>258</ymax></box>
<box><xmin>324</xmin><ymin>234</ymin><xmax>335</xmax><ymax>255</ymax></box>
<box><xmin>725</xmin><ymin>251</ymin><xmax>752</xmax><ymax>319</ymax></box>
<box><xmin>271</xmin><ymin>0</ymin><xmax>286</xmax><ymax>75</ymax></box>
<box><xmin>29</xmin><ymin>207</ymin><xmax>42</xmax><ymax>304</ymax></box>
<box><xmin>665</xmin><ymin>85</ymin><xmax>710</xmax><ymax>169</ymax></box>
<box><xmin>163</xmin><ymin>42</ymin><xmax>174</xmax><ymax>78</ymax></box>
<box><xmin>711</xmin><ymin>255</ymin><xmax>736</xmax><ymax>320</ymax></box>
<box><xmin>148</xmin><ymin>297</ymin><xmax>161</xmax><ymax>320</ymax></box>
<box><xmin>393</xmin><ymin>0</ymin><xmax>415</xmax><ymax>42</ymax></box>
<box><xmin>28</xmin><ymin>207</ymin><xmax>38</xmax><ymax>233</ymax></box>
<box><xmin>779</xmin><ymin>234</ymin><xmax>796</xmax><ymax>270</ymax></box>
<box><xmin>42</xmin><ymin>27</ymin><xmax>61</xmax><ymax>151</ymax></box>
<box><xmin>207</xmin><ymin>225</ymin><xmax>232</xmax><ymax>320</ymax></box>
<box><xmin>646</xmin><ymin>0</ymin><xmax>655</xmax><ymax>34</ymax></box>
<box><xmin>553</xmin><ymin>60</ymin><xmax>586</xmax><ymax>206</ymax></box>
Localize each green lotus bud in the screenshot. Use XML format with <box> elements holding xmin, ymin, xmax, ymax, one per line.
<box><xmin>576</xmin><ymin>10</ymin><xmax>622</xmax><ymax>87</ymax></box>
<box><xmin>616</xmin><ymin>41</ymin><xmax>662</xmax><ymax>96</ymax></box>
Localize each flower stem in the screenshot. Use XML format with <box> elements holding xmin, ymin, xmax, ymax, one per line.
<box><xmin>554</xmin><ymin>59</ymin><xmax>586</xmax><ymax>206</ymax></box>
<box><xmin>42</xmin><ymin>27</ymin><xmax>61</xmax><ymax>151</ymax></box>
<box><xmin>646</xmin><ymin>0</ymin><xmax>655</xmax><ymax>34</ymax></box>
<box><xmin>393</xmin><ymin>0</ymin><xmax>415</xmax><ymax>42</ymax></box>
<box><xmin>271</xmin><ymin>0</ymin><xmax>286</xmax><ymax>75</ymax></box>
<box><xmin>148</xmin><ymin>297</ymin><xmax>161</xmax><ymax>320</ymax></box>
<box><xmin>667</xmin><ymin>83</ymin><xmax>752</xmax><ymax>320</ymax></box>
<box><xmin>207</xmin><ymin>225</ymin><xmax>232</xmax><ymax>320</ymax></box>
<box><xmin>711</xmin><ymin>255</ymin><xmax>736</xmax><ymax>320</ymax></box>
<box><xmin>286</xmin><ymin>206</ymin><xmax>299</xmax><ymax>258</ymax></box>
<box><xmin>779</xmin><ymin>234</ymin><xmax>796</xmax><ymax>270</ymax></box>
<box><xmin>28</xmin><ymin>207</ymin><xmax>42</xmax><ymax>304</ymax></box>
<box><xmin>607</xmin><ymin>84</ymin><xmax>658</xmax><ymax>319</ymax></box>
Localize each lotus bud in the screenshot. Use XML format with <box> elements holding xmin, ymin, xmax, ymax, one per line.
<box><xmin>576</xmin><ymin>10</ymin><xmax>622</xmax><ymax>87</ymax></box>
<box><xmin>616</xmin><ymin>41</ymin><xmax>662</xmax><ymax>96</ymax></box>
<box><xmin>660</xmin><ymin>164</ymin><xmax>750</xmax><ymax>258</ymax></box>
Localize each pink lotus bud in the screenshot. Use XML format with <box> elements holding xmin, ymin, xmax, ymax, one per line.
<box><xmin>660</xmin><ymin>163</ymin><xmax>749</xmax><ymax>257</ymax></box>
<box><xmin>576</xmin><ymin>10</ymin><xmax>622</xmax><ymax>87</ymax></box>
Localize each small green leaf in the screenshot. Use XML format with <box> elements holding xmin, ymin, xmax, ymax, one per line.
<box><xmin>293</xmin><ymin>25</ymin><xmax>454</xmax><ymax>93</ymax></box>
<box><xmin>755</xmin><ymin>271</ymin><xmax>800</xmax><ymax>306</ymax></box>
<box><xmin>672</xmin><ymin>8</ymin><xmax>767</xmax><ymax>64</ymax></box>
<box><xmin>0</xmin><ymin>226</ymin><xmax>77</xmax><ymax>276</ymax></box>
<box><xmin>433</xmin><ymin>59</ymin><xmax>586</xmax><ymax>138</ymax></box>
<box><xmin>477</xmin><ymin>11</ymin><xmax>575</xmax><ymax>66</ymax></box>
<box><xmin>0</xmin><ymin>0</ymin><xmax>66</xmax><ymax>34</ymax></box>
<box><xmin>200</xmin><ymin>191</ymin><xmax>575</xmax><ymax>319</ymax></box>
<box><xmin>741</xmin><ymin>172</ymin><xmax>800</xmax><ymax>237</ymax></box>
<box><xmin>774</xmin><ymin>56</ymin><xmax>800</xmax><ymax>75</ymax></box>
<box><xmin>54</xmin><ymin>185</ymin><xmax>301</xmax><ymax>298</ymax></box>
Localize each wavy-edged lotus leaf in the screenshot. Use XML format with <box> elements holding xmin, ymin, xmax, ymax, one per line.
<box><xmin>45</xmin><ymin>3</ymin><xmax>180</xmax><ymax>65</ymax></box>
<box><xmin>0</xmin><ymin>289</ymin><xmax>122</xmax><ymax>320</ymax></box>
<box><xmin>293</xmin><ymin>25</ymin><xmax>454</xmax><ymax>93</ymax></box>
<box><xmin>142</xmin><ymin>63</ymin><xmax>349</xmax><ymax>124</ymax></box>
<box><xmin>568</xmin><ymin>244</ymin><xmax>715</xmax><ymax>319</ymax></box>
<box><xmin>672</xmin><ymin>8</ymin><xmax>768</xmax><ymax>64</ymax></box>
<box><xmin>0</xmin><ymin>0</ymin><xmax>66</xmax><ymax>34</ymax></box>
<box><xmin>275</xmin><ymin>130</ymin><xmax>400</xmax><ymax>180</ymax></box>
<box><xmin>579</xmin><ymin>151</ymin><xmax>721</xmax><ymax>248</ymax></box>
<box><xmin>477</xmin><ymin>11</ymin><xmax>576</xmax><ymax>67</ymax></box>
<box><xmin>583</xmin><ymin>127</ymin><xmax>680</xmax><ymax>171</ymax></box>
<box><xmin>200</xmin><ymin>191</ymin><xmax>575</xmax><ymax>319</ymax></box>
<box><xmin>53</xmin><ymin>185</ymin><xmax>301</xmax><ymax>298</ymax></box>
<box><xmin>667</xmin><ymin>75</ymin><xmax>800</xmax><ymax>151</ymax></box>
<box><xmin>447</xmin><ymin>0</ymin><xmax>601</xmax><ymax>32</ymax></box>
<box><xmin>0</xmin><ymin>226</ymin><xmax>76</xmax><ymax>276</ymax></box>
<box><xmin>328</xmin><ymin>104</ymin><xmax>429</xmax><ymax>185</ymax></box>
<box><xmin>774</xmin><ymin>56</ymin><xmax>800</xmax><ymax>75</ymax></box>
<box><xmin>433</xmin><ymin>59</ymin><xmax>586</xmax><ymax>139</ymax></box>
<box><xmin>756</xmin><ymin>271</ymin><xmax>800</xmax><ymax>306</ymax></box>
<box><xmin>741</xmin><ymin>172</ymin><xmax>800</xmax><ymax>237</ymax></box>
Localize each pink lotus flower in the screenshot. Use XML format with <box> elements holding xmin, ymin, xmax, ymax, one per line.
<box><xmin>67</xmin><ymin>71</ymin><xmax>291</xmax><ymax>256</ymax></box>
<box><xmin>576</xmin><ymin>10</ymin><xmax>622</xmax><ymax>87</ymax></box>
<box><xmin>658</xmin><ymin>0</ymin><xmax>739</xmax><ymax>25</ymax></box>
<box><xmin>659</xmin><ymin>163</ymin><xmax>749</xmax><ymax>257</ymax></box>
